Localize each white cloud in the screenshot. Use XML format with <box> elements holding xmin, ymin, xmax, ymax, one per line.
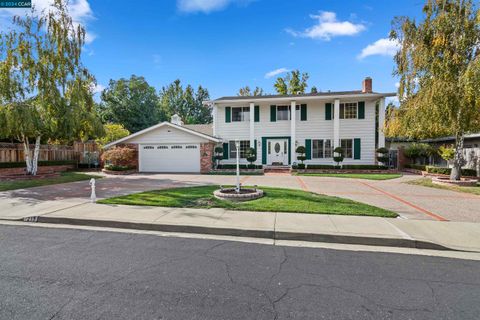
<box><xmin>358</xmin><ymin>38</ymin><xmax>400</xmax><ymax>59</ymax></box>
<box><xmin>0</xmin><ymin>0</ymin><xmax>96</xmax><ymax>44</ymax></box>
<box><xmin>286</xmin><ymin>11</ymin><xmax>365</xmax><ymax>41</ymax></box>
<box><xmin>177</xmin><ymin>0</ymin><xmax>233</xmax><ymax>13</ymax></box>
<box><xmin>265</xmin><ymin>68</ymin><xmax>289</xmax><ymax>79</ymax></box>
<box><xmin>91</xmin><ymin>83</ymin><xmax>105</xmax><ymax>94</ymax></box>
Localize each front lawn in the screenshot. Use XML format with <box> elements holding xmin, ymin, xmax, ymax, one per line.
<box><xmin>98</xmin><ymin>185</ymin><xmax>397</xmax><ymax>217</ymax></box>
<box><xmin>0</xmin><ymin>172</ymin><xmax>102</xmax><ymax>191</ymax></box>
<box><xmin>406</xmin><ymin>178</ymin><xmax>480</xmax><ymax>196</ymax></box>
<box><xmin>296</xmin><ymin>173</ymin><xmax>402</xmax><ymax>180</ymax></box>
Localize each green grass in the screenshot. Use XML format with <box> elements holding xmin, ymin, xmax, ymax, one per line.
<box><xmin>0</xmin><ymin>172</ymin><xmax>102</xmax><ymax>191</ymax></box>
<box><xmin>98</xmin><ymin>185</ymin><xmax>397</xmax><ymax>217</ymax></box>
<box><xmin>406</xmin><ymin>178</ymin><xmax>480</xmax><ymax>196</ymax></box>
<box><xmin>296</xmin><ymin>173</ymin><xmax>403</xmax><ymax>180</ymax></box>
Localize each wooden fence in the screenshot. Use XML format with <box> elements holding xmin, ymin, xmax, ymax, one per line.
<box><xmin>0</xmin><ymin>141</ymin><xmax>99</xmax><ymax>163</ymax></box>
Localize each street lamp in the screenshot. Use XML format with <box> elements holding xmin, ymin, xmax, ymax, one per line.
<box><xmin>235</xmin><ymin>139</ymin><xmax>240</xmax><ymax>193</ymax></box>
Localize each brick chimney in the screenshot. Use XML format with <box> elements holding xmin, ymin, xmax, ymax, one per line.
<box><xmin>362</xmin><ymin>77</ymin><xmax>372</xmax><ymax>93</ymax></box>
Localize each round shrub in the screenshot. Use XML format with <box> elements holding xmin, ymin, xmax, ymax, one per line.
<box><xmin>101</xmin><ymin>147</ymin><xmax>136</xmax><ymax>168</ymax></box>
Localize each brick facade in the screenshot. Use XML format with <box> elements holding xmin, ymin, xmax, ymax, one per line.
<box><xmin>200</xmin><ymin>142</ymin><xmax>215</xmax><ymax>173</ymax></box>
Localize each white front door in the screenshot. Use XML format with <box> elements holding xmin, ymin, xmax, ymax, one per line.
<box><xmin>267</xmin><ymin>139</ymin><xmax>289</xmax><ymax>165</ymax></box>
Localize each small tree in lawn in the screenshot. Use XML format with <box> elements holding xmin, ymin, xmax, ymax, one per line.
<box><xmin>333</xmin><ymin>147</ymin><xmax>344</xmax><ymax>167</ymax></box>
<box><xmin>296</xmin><ymin>146</ymin><xmax>306</xmax><ymax>169</ymax></box>
<box><xmin>376</xmin><ymin>147</ymin><xmax>390</xmax><ymax>166</ymax></box>
<box><xmin>245</xmin><ymin>147</ymin><xmax>257</xmax><ymax>169</ymax></box>
<box><xmin>214</xmin><ymin>146</ymin><xmax>224</xmax><ymax>169</ymax></box>
<box><xmin>385</xmin><ymin>0</ymin><xmax>480</xmax><ymax>180</ymax></box>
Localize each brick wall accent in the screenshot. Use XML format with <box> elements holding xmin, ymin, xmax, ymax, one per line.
<box><xmin>0</xmin><ymin>164</ymin><xmax>75</xmax><ymax>176</ymax></box>
<box><xmin>200</xmin><ymin>142</ymin><xmax>215</xmax><ymax>173</ymax></box>
<box><xmin>398</xmin><ymin>146</ymin><xmax>410</xmax><ymax>169</ymax></box>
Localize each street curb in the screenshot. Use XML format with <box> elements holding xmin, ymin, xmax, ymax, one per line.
<box><xmin>32</xmin><ymin>216</ymin><xmax>455</xmax><ymax>251</ymax></box>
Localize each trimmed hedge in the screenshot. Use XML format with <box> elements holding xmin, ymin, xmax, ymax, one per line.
<box><xmin>0</xmin><ymin>160</ymin><xmax>77</xmax><ymax>169</ymax></box>
<box><xmin>217</xmin><ymin>164</ymin><xmax>263</xmax><ymax>169</ymax></box>
<box><xmin>404</xmin><ymin>164</ymin><xmax>427</xmax><ymax>171</ymax></box>
<box><xmin>104</xmin><ymin>165</ymin><xmax>135</xmax><ymax>171</ymax></box>
<box><xmin>304</xmin><ymin>164</ymin><xmax>388</xmax><ymax>170</ymax></box>
<box><xmin>426</xmin><ymin>166</ymin><xmax>477</xmax><ymax>177</ymax></box>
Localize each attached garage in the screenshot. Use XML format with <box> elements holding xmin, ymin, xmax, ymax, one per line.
<box><xmin>139</xmin><ymin>144</ymin><xmax>200</xmax><ymax>173</ymax></box>
<box><xmin>105</xmin><ymin>120</ymin><xmax>220</xmax><ymax>173</ymax></box>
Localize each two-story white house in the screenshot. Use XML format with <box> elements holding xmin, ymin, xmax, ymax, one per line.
<box><xmin>106</xmin><ymin>77</ymin><xmax>395</xmax><ymax>173</ymax></box>
<box><xmin>209</xmin><ymin>77</ymin><xmax>394</xmax><ymax>167</ymax></box>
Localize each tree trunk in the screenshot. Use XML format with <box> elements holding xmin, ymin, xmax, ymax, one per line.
<box><xmin>450</xmin><ymin>133</ymin><xmax>465</xmax><ymax>181</ymax></box>
<box><xmin>31</xmin><ymin>136</ymin><xmax>41</xmax><ymax>176</ymax></box>
<box><xmin>22</xmin><ymin>136</ymin><xmax>33</xmax><ymax>175</ymax></box>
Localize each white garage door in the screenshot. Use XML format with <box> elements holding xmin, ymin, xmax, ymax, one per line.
<box><xmin>139</xmin><ymin>144</ymin><xmax>200</xmax><ymax>173</ymax></box>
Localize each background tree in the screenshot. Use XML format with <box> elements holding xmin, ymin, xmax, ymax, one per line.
<box><xmin>99</xmin><ymin>75</ymin><xmax>163</xmax><ymax>133</ymax></box>
<box><xmin>159</xmin><ymin>79</ymin><xmax>212</xmax><ymax>124</ymax></box>
<box><xmin>0</xmin><ymin>0</ymin><xmax>102</xmax><ymax>175</ymax></box>
<box><xmin>310</xmin><ymin>86</ymin><xmax>318</xmax><ymax>94</ymax></box>
<box><xmin>274</xmin><ymin>70</ymin><xmax>310</xmax><ymax>95</ymax></box>
<box><xmin>96</xmin><ymin>123</ymin><xmax>130</xmax><ymax>147</ymax></box>
<box><xmin>385</xmin><ymin>0</ymin><xmax>480</xmax><ymax>180</ymax></box>
<box><xmin>238</xmin><ymin>86</ymin><xmax>264</xmax><ymax>96</ymax></box>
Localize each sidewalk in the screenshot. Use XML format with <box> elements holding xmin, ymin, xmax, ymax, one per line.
<box><xmin>3</xmin><ymin>200</ymin><xmax>480</xmax><ymax>252</ymax></box>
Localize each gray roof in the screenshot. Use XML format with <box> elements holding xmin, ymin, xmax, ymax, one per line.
<box><xmin>182</xmin><ymin>124</ymin><xmax>214</xmax><ymax>136</ymax></box>
<box><xmin>213</xmin><ymin>90</ymin><xmax>395</xmax><ymax>102</ymax></box>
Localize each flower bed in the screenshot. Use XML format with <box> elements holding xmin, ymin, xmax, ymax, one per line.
<box><xmin>432</xmin><ymin>176</ymin><xmax>478</xmax><ymax>187</ymax></box>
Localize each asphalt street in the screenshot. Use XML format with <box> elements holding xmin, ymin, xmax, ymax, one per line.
<box><xmin>0</xmin><ymin>224</ymin><xmax>479</xmax><ymax>320</ymax></box>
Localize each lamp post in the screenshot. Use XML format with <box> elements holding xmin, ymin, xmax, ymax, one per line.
<box><xmin>235</xmin><ymin>139</ymin><xmax>240</xmax><ymax>193</ymax></box>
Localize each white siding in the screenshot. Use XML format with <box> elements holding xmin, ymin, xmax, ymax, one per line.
<box><xmin>123</xmin><ymin>125</ymin><xmax>211</xmax><ymax>144</ymax></box>
<box><xmin>215</xmin><ymin>98</ymin><xmax>379</xmax><ymax>165</ymax></box>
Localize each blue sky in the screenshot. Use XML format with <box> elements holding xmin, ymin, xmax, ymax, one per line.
<box><xmin>2</xmin><ymin>0</ymin><xmax>427</xmax><ymax>101</ymax></box>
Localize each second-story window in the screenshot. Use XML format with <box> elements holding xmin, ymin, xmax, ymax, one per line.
<box><xmin>277</xmin><ymin>106</ymin><xmax>290</xmax><ymax>121</ymax></box>
<box><xmin>231</xmin><ymin>107</ymin><xmax>250</xmax><ymax>122</ymax></box>
<box><xmin>340</xmin><ymin>103</ymin><xmax>358</xmax><ymax>119</ymax></box>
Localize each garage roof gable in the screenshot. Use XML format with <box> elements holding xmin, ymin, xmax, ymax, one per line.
<box><xmin>104</xmin><ymin>122</ymin><xmax>220</xmax><ymax>148</ymax></box>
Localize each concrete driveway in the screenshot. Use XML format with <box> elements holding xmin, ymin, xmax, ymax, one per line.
<box><xmin>0</xmin><ymin>173</ymin><xmax>479</xmax><ymax>222</ymax></box>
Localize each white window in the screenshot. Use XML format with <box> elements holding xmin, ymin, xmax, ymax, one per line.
<box><xmin>143</xmin><ymin>146</ymin><xmax>154</xmax><ymax>150</ymax></box>
<box><xmin>185</xmin><ymin>145</ymin><xmax>197</xmax><ymax>149</ymax></box>
<box><xmin>312</xmin><ymin>139</ymin><xmax>333</xmax><ymax>158</ymax></box>
<box><xmin>340</xmin><ymin>103</ymin><xmax>358</xmax><ymax>119</ymax></box>
<box><xmin>229</xmin><ymin>140</ymin><xmax>249</xmax><ymax>159</ymax></box>
<box><xmin>277</xmin><ymin>106</ymin><xmax>290</xmax><ymax>121</ymax></box>
<box><xmin>157</xmin><ymin>146</ymin><xmax>168</xmax><ymax>149</ymax></box>
<box><xmin>340</xmin><ymin>139</ymin><xmax>353</xmax><ymax>158</ymax></box>
<box><xmin>231</xmin><ymin>107</ymin><xmax>250</xmax><ymax>122</ymax></box>
<box><xmin>171</xmin><ymin>145</ymin><xmax>183</xmax><ymax>149</ymax></box>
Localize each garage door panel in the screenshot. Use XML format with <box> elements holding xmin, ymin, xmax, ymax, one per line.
<box><xmin>140</xmin><ymin>144</ymin><xmax>200</xmax><ymax>173</ymax></box>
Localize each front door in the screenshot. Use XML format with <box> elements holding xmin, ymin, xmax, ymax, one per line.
<box><xmin>267</xmin><ymin>139</ymin><xmax>289</xmax><ymax>165</ymax></box>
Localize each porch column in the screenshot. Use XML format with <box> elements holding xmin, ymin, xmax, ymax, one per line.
<box><xmin>290</xmin><ymin>100</ymin><xmax>296</xmax><ymax>165</ymax></box>
<box><xmin>212</xmin><ymin>102</ymin><xmax>217</xmax><ymax>136</ymax></box>
<box><xmin>333</xmin><ymin>99</ymin><xmax>340</xmax><ymax>148</ymax></box>
<box><xmin>249</xmin><ymin>102</ymin><xmax>255</xmax><ymax>148</ymax></box>
<box><xmin>378</xmin><ymin>98</ymin><xmax>386</xmax><ymax>148</ymax></box>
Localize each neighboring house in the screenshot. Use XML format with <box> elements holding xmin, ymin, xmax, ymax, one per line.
<box><xmin>106</xmin><ymin>77</ymin><xmax>395</xmax><ymax>173</ymax></box>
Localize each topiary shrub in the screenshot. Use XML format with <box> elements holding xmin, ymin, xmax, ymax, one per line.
<box><xmin>333</xmin><ymin>147</ymin><xmax>344</xmax><ymax>165</ymax></box>
<box><xmin>296</xmin><ymin>146</ymin><xmax>306</xmax><ymax>166</ymax></box>
<box><xmin>214</xmin><ymin>146</ymin><xmax>224</xmax><ymax>169</ymax></box>
<box><xmin>245</xmin><ymin>147</ymin><xmax>257</xmax><ymax>168</ymax></box>
<box><xmin>376</xmin><ymin>147</ymin><xmax>389</xmax><ymax>165</ymax></box>
<box><xmin>101</xmin><ymin>147</ymin><xmax>136</xmax><ymax>168</ymax></box>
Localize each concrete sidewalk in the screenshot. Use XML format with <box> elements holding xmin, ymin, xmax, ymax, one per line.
<box><xmin>5</xmin><ymin>201</ymin><xmax>480</xmax><ymax>252</ymax></box>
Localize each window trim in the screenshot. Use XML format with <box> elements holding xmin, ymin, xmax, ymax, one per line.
<box><xmin>340</xmin><ymin>102</ymin><xmax>358</xmax><ymax>119</ymax></box>
<box><xmin>231</xmin><ymin>107</ymin><xmax>250</xmax><ymax>122</ymax></box>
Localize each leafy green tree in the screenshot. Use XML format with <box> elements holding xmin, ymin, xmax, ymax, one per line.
<box><xmin>438</xmin><ymin>145</ymin><xmax>455</xmax><ymax>162</ymax></box>
<box><xmin>99</xmin><ymin>75</ymin><xmax>163</xmax><ymax>133</ymax></box>
<box><xmin>385</xmin><ymin>0</ymin><xmax>480</xmax><ymax>180</ymax></box>
<box><xmin>238</xmin><ymin>86</ymin><xmax>264</xmax><ymax>96</ymax></box>
<box><xmin>310</xmin><ymin>86</ymin><xmax>318</xmax><ymax>94</ymax></box>
<box><xmin>159</xmin><ymin>79</ymin><xmax>212</xmax><ymax>124</ymax></box>
<box><xmin>274</xmin><ymin>70</ymin><xmax>310</xmax><ymax>95</ymax></box>
<box><xmin>96</xmin><ymin>123</ymin><xmax>130</xmax><ymax>147</ymax></box>
<box><xmin>0</xmin><ymin>0</ymin><xmax>102</xmax><ymax>175</ymax></box>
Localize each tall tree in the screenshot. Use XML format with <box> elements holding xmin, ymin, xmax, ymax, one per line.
<box><xmin>159</xmin><ymin>79</ymin><xmax>212</xmax><ymax>124</ymax></box>
<box><xmin>274</xmin><ymin>70</ymin><xmax>310</xmax><ymax>95</ymax></box>
<box><xmin>238</xmin><ymin>86</ymin><xmax>264</xmax><ymax>96</ymax></box>
<box><xmin>0</xmin><ymin>0</ymin><xmax>102</xmax><ymax>175</ymax></box>
<box><xmin>385</xmin><ymin>0</ymin><xmax>480</xmax><ymax>180</ymax></box>
<box><xmin>99</xmin><ymin>75</ymin><xmax>164</xmax><ymax>133</ymax></box>
<box><xmin>310</xmin><ymin>86</ymin><xmax>318</xmax><ymax>94</ymax></box>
